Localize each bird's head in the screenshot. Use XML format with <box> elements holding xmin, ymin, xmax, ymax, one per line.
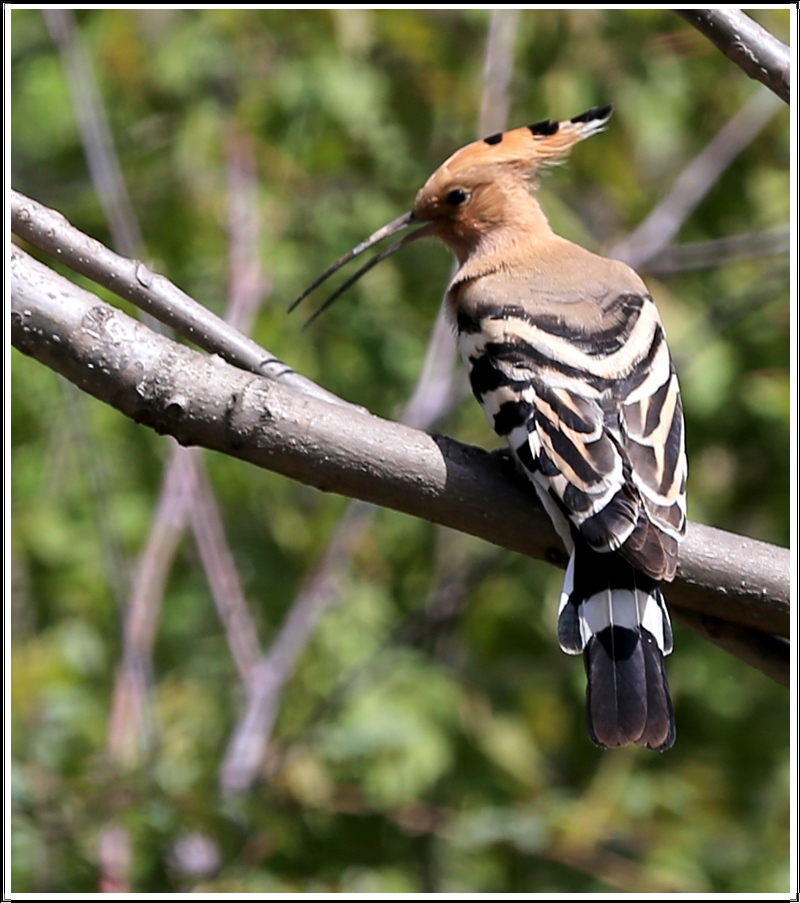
<box><xmin>291</xmin><ymin>105</ymin><xmax>613</xmax><ymax>323</ymax></box>
<box><xmin>412</xmin><ymin>104</ymin><xmax>613</xmax><ymax>258</ymax></box>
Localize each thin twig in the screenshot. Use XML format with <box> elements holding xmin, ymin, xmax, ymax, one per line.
<box><xmin>10</xmin><ymin>189</ymin><xmax>348</xmax><ymax>409</ymax></box>
<box><xmin>42</xmin><ymin>9</ymin><xmax>144</xmax><ymax>259</ymax></box>
<box><xmin>189</xmin><ymin>461</ymin><xmax>263</xmax><ymax>683</ymax></box>
<box><xmin>219</xmin><ymin>502</ymin><xmax>376</xmax><ymax>794</ymax></box>
<box><xmin>224</xmin><ymin>124</ymin><xmax>269</xmax><ymax>336</ymax></box>
<box><xmin>610</xmin><ymin>88</ymin><xmax>785</xmax><ymax>269</ymax></box>
<box><xmin>646</xmin><ymin>227</ymin><xmax>789</xmax><ymax>275</ymax></box>
<box><xmin>43</xmin><ymin>13</ymin><xmax>166</xmax><ymax>887</ymax></box>
<box><xmin>106</xmin><ymin>448</ymin><xmax>198</xmax><ymax>768</ymax></box>
<box><xmin>108</xmin><ymin>126</ymin><xmax>268</xmax><ymax>743</ymax></box>
<box><xmin>674</xmin><ymin>9</ymin><xmax>790</xmax><ymax>104</ymax></box>
<box><xmin>479</xmin><ymin>9</ymin><xmax>520</xmax><ymax>137</ymax></box>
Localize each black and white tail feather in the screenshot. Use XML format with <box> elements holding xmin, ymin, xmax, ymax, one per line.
<box><xmin>557</xmin><ymin>541</ymin><xmax>676</xmax><ymax>750</ymax></box>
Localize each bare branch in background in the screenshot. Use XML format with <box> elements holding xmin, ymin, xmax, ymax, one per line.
<box><xmin>105</xmin><ymin>443</ymin><xmax>263</xmax><ymax>764</ymax></box>
<box><xmin>43</xmin><ymin>8</ymin><xmax>145</xmax><ymax>259</ymax></box>
<box><xmin>188</xmin><ymin>453</ymin><xmax>264</xmax><ymax>681</ymax></box>
<box><xmin>219</xmin><ymin>501</ymin><xmax>377</xmax><ymax>794</ymax></box>
<box><xmin>674</xmin><ymin>9</ymin><xmax>790</xmax><ymax>104</ymax></box>
<box><xmin>106</xmin><ymin>128</ymin><xmax>267</xmax><ymax>765</ymax></box>
<box><xmin>43</xmin><ymin>12</ymin><xmax>168</xmax><ymax>886</ymax></box>
<box><xmin>610</xmin><ymin>89</ymin><xmax>785</xmax><ymax>269</ymax></box>
<box><xmin>645</xmin><ymin>227</ymin><xmax>789</xmax><ymax>275</ymax></box>
<box><xmin>106</xmin><ymin>450</ymin><xmax>196</xmax><ymax>768</ymax></box>
<box><xmin>220</xmin><ymin>11</ymin><xmax>525</xmax><ymax>794</ymax></box>
<box><xmin>38</xmin><ymin>12</ymin><xmax>272</xmax><ymax>817</ymax></box>
<box><xmin>224</xmin><ymin>125</ymin><xmax>269</xmax><ymax>336</ymax></box>
<box><xmin>479</xmin><ymin>9</ymin><xmax>520</xmax><ymax>137</ymax></box>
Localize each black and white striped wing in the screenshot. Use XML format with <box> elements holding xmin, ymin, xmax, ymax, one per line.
<box><xmin>457</xmin><ymin>293</ymin><xmax>687</xmax><ymax>581</ymax></box>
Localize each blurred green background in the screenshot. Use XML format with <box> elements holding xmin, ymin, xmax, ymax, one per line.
<box><xmin>10</xmin><ymin>9</ymin><xmax>790</xmax><ymax>893</ymax></box>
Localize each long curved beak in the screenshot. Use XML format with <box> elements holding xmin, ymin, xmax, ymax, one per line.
<box><xmin>290</xmin><ymin>210</ymin><xmax>432</xmax><ymax>326</ymax></box>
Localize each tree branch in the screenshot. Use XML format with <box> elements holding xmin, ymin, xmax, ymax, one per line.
<box><xmin>674</xmin><ymin>9</ymin><xmax>790</xmax><ymax>103</ymax></box>
<box><xmin>10</xmin><ymin>189</ymin><xmax>347</xmax><ymax>410</ymax></box>
<box><xmin>11</xmin><ymin>245</ymin><xmax>790</xmax><ymax>657</ymax></box>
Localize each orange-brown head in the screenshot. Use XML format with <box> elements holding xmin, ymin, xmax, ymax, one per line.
<box><xmin>412</xmin><ymin>104</ymin><xmax>613</xmax><ymax>262</ymax></box>
<box><xmin>291</xmin><ymin>105</ymin><xmax>613</xmax><ymax>323</ymax></box>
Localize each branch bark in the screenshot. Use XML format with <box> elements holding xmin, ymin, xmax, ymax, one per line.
<box><xmin>674</xmin><ymin>9</ymin><xmax>790</xmax><ymax>103</ymax></box>
<box><xmin>10</xmin><ymin>189</ymin><xmax>347</xmax><ymax>409</ymax></box>
<box><xmin>11</xmin><ymin>244</ymin><xmax>790</xmax><ymax>659</ymax></box>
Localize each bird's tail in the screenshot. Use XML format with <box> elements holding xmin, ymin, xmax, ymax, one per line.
<box><xmin>557</xmin><ymin>542</ymin><xmax>676</xmax><ymax>751</ymax></box>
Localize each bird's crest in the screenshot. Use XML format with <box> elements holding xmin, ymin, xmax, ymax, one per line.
<box><xmin>434</xmin><ymin>104</ymin><xmax>613</xmax><ymax>182</ymax></box>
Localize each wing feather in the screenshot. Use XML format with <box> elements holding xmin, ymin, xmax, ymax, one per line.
<box><xmin>458</xmin><ymin>291</ymin><xmax>686</xmax><ymax>581</ymax></box>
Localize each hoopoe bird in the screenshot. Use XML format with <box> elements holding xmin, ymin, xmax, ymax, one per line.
<box><xmin>292</xmin><ymin>105</ymin><xmax>687</xmax><ymax>750</ymax></box>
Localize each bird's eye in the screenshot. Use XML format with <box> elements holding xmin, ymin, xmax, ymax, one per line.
<box><xmin>446</xmin><ymin>188</ymin><xmax>469</xmax><ymax>207</ymax></box>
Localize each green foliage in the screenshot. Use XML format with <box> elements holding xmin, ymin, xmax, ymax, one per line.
<box><xmin>10</xmin><ymin>8</ymin><xmax>790</xmax><ymax>894</ymax></box>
